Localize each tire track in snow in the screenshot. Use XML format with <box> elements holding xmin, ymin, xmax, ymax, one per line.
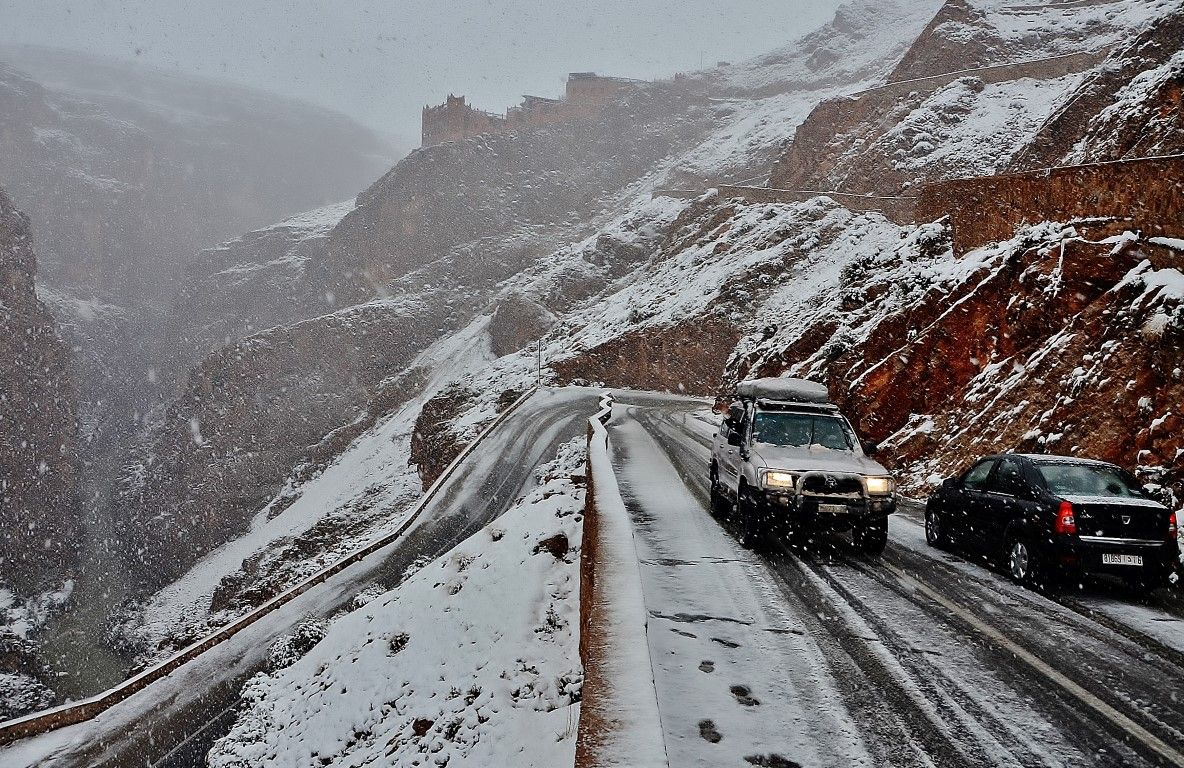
<box><xmin>628</xmin><ymin>404</ymin><xmax>971</xmax><ymax>766</ymax></box>
<box><xmin>631</xmin><ymin>401</ymin><xmax>1184</xmax><ymax>767</ymax></box>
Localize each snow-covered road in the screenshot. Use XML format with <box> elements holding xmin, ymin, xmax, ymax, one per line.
<box><xmin>610</xmin><ymin>400</ymin><xmax>1184</xmax><ymax>767</ymax></box>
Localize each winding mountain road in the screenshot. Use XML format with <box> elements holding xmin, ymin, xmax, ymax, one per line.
<box><xmin>2</xmin><ymin>388</ymin><xmax>601</xmax><ymax>768</ymax></box>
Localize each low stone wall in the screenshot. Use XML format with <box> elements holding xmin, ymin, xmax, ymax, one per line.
<box><xmin>654</xmin><ymin>186</ymin><xmax>918</xmax><ymax>224</ymax></box>
<box><xmin>915</xmin><ymin>154</ymin><xmax>1184</xmax><ymax>253</ymax></box>
<box><xmin>575</xmin><ymin>392</ymin><xmax>668</xmax><ymax>768</ymax></box>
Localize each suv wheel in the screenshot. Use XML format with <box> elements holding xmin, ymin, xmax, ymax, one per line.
<box><xmin>709</xmin><ymin>463</ymin><xmax>727</xmax><ymax>518</ymax></box>
<box><xmin>854</xmin><ymin>516</ymin><xmax>888</xmax><ymax>555</ymax></box>
<box><xmin>737</xmin><ymin>483</ymin><xmax>761</xmax><ymax>550</ymax></box>
<box><xmin>925</xmin><ymin>505</ymin><xmax>949</xmax><ymax>549</ymax></box>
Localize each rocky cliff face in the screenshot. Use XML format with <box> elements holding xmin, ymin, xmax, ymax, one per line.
<box><xmin>769</xmin><ymin>0</ymin><xmax>1174</xmax><ymax>195</ymax></box>
<box><xmin>0</xmin><ymin>190</ymin><xmax>80</xmax><ymax>594</ymax></box>
<box><xmin>830</xmin><ymin>229</ymin><xmax>1184</xmax><ymax>504</ymax></box>
<box><xmin>1010</xmin><ymin>9</ymin><xmax>1184</xmax><ymax>169</ymax></box>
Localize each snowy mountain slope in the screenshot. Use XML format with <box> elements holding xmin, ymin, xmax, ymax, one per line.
<box><xmin>206</xmin><ymin>439</ymin><xmax>585</xmax><ymax>768</ymax></box>
<box><xmin>115</xmin><ymin>316</ymin><xmax>497</xmax><ymax>664</ymax></box>
<box><xmin>888</xmin><ymin>0</ymin><xmax>1170</xmax><ymax>82</ymax></box>
<box><xmin>165</xmin><ymin>199</ymin><xmax>356</xmax><ymax>371</ymax></box>
<box><xmin>770</xmin><ymin>0</ymin><xmax>1179</xmax><ymax>195</ymax></box>
<box><xmin>669</xmin><ymin>0</ymin><xmax>946</xmax><ymax>185</ymax></box>
<box><xmin>1010</xmin><ymin>7</ymin><xmax>1184</xmax><ymax>168</ymax></box>
<box><xmin>418</xmin><ymin>1</ymin><xmax>1184</xmax><ymax>510</ymax></box>
<box><xmin>112</xmin><ymin>0</ymin><xmax>927</xmax><ymax>632</ymax></box>
<box><xmin>713</xmin><ymin>0</ymin><xmax>946</xmax><ymax>97</ymax></box>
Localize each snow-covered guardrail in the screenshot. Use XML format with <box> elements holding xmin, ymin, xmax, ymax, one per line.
<box><xmin>0</xmin><ymin>387</ymin><xmax>540</xmax><ymax>748</ymax></box>
<box><xmin>576</xmin><ymin>392</ymin><xmax>669</xmax><ymax>768</ymax></box>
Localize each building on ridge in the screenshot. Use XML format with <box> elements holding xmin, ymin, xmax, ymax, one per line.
<box><xmin>421</xmin><ymin>73</ymin><xmax>645</xmax><ymax>147</ymax></box>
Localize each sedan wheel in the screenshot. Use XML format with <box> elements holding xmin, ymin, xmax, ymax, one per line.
<box><xmin>1008</xmin><ymin>538</ymin><xmax>1033</xmax><ymax>584</ymax></box>
<box><xmin>925</xmin><ymin>507</ymin><xmax>948</xmax><ymax>549</ymax></box>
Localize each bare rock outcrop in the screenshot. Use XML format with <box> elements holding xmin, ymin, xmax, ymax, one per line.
<box><xmin>0</xmin><ymin>190</ymin><xmax>80</xmax><ymax>593</ymax></box>
<box><xmin>317</xmin><ymin>85</ymin><xmax>713</xmax><ymax>308</ymax></box>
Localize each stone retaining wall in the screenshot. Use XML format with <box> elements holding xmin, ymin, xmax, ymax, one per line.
<box><xmin>916</xmin><ymin>154</ymin><xmax>1184</xmax><ymax>253</ymax></box>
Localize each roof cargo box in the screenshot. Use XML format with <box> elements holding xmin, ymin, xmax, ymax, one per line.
<box><xmin>736</xmin><ymin>377</ymin><xmax>830</xmax><ymax>404</ymax></box>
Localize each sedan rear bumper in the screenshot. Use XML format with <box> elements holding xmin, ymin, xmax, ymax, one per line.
<box><xmin>1057</xmin><ymin>537</ymin><xmax>1178</xmax><ymax>583</ymax></box>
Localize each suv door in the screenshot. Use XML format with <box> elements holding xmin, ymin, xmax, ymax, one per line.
<box><xmin>717</xmin><ymin>409</ymin><xmax>746</xmax><ymax>494</ymax></box>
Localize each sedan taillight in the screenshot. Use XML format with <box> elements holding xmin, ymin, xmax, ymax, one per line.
<box><xmin>1168</xmin><ymin>510</ymin><xmax>1178</xmax><ymax>541</ymax></box>
<box><xmin>1055</xmin><ymin>500</ymin><xmax>1077</xmax><ymax>536</ymax></box>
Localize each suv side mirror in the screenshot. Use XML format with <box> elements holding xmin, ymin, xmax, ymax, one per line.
<box><xmin>727</xmin><ymin>431</ymin><xmax>742</xmax><ymax>447</ymax></box>
<box><xmin>728</xmin><ymin>403</ymin><xmax>745</xmax><ymax>424</ymax></box>
<box><xmin>861</xmin><ymin>440</ymin><xmax>879</xmax><ymax>457</ymax></box>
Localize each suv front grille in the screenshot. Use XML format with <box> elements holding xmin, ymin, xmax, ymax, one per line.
<box><xmin>800</xmin><ymin>474</ymin><xmax>863</xmax><ymax>496</ymax></box>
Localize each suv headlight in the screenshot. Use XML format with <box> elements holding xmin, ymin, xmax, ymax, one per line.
<box><xmin>763</xmin><ymin>470</ymin><xmax>796</xmax><ymax>489</ymax></box>
<box><xmin>865</xmin><ymin>476</ymin><xmax>895</xmax><ymax>495</ymax></box>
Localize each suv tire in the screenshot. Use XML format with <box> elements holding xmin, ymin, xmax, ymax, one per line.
<box><xmin>854</xmin><ymin>516</ymin><xmax>888</xmax><ymax>555</ymax></box>
<box><xmin>737</xmin><ymin>482</ymin><xmax>762</xmax><ymax>551</ymax></box>
<box><xmin>709</xmin><ymin>463</ymin><xmax>728</xmax><ymax>518</ymax></box>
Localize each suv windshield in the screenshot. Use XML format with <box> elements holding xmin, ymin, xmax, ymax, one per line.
<box><xmin>752</xmin><ymin>412</ymin><xmax>855</xmax><ymax>451</ymax></box>
<box><xmin>1035</xmin><ymin>462</ymin><xmax>1145</xmax><ymax>498</ymax></box>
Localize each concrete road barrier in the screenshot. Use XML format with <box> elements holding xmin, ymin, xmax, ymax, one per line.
<box><xmin>576</xmin><ymin>392</ymin><xmax>669</xmax><ymax>768</ymax></box>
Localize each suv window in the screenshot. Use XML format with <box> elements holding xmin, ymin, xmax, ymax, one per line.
<box><xmin>962</xmin><ymin>459</ymin><xmax>996</xmax><ymax>490</ymax></box>
<box><xmin>751</xmin><ymin>412</ymin><xmax>854</xmax><ymax>451</ymax></box>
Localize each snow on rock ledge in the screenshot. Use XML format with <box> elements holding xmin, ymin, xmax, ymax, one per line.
<box><xmin>207</xmin><ymin>438</ymin><xmax>587</xmax><ymax>768</ymax></box>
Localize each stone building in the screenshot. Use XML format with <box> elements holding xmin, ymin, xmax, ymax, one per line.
<box><xmin>421</xmin><ymin>73</ymin><xmax>644</xmax><ymax>146</ymax></box>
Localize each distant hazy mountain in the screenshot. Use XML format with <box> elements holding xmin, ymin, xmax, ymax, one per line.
<box><xmin>0</xmin><ymin>45</ymin><xmax>397</xmax><ymax>310</ymax></box>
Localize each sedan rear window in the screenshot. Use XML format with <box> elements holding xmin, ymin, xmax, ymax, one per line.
<box><xmin>1036</xmin><ymin>463</ymin><xmax>1144</xmax><ymax>498</ymax></box>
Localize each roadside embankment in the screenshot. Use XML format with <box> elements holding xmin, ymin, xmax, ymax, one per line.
<box><xmin>576</xmin><ymin>392</ymin><xmax>669</xmax><ymax>768</ymax></box>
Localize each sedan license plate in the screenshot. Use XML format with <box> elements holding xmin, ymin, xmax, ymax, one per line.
<box><xmin>817</xmin><ymin>503</ymin><xmax>848</xmax><ymax>515</ymax></box>
<box><xmin>1102</xmin><ymin>553</ymin><xmax>1143</xmax><ymax>567</ymax></box>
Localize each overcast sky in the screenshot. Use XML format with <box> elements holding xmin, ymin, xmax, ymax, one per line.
<box><xmin>0</xmin><ymin>0</ymin><xmax>842</xmax><ymax>147</ymax></box>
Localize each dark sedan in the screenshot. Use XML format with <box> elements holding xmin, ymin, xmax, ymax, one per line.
<box><xmin>925</xmin><ymin>454</ymin><xmax>1179</xmax><ymax>592</ymax></box>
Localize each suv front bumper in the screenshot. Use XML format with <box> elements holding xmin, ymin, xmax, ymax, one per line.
<box><xmin>756</xmin><ymin>489</ymin><xmax>896</xmax><ymax>530</ymax></box>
